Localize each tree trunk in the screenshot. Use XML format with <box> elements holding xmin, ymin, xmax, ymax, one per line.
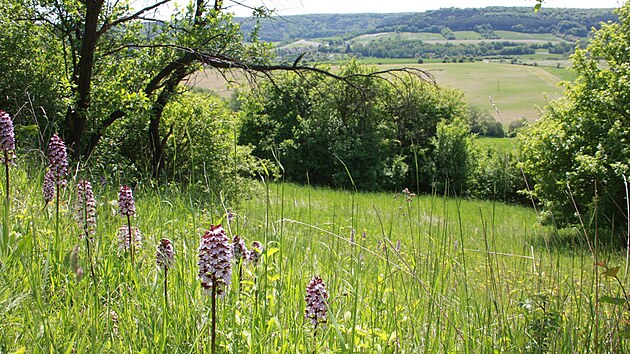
<box><xmin>64</xmin><ymin>0</ymin><xmax>104</xmax><ymax>158</ymax></box>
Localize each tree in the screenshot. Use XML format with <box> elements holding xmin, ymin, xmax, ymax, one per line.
<box><xmin>520</xmin><ymin>2</ymin><xmax>630</xmax><ymax>232</ymax></box>
<box><xmin>4</xmin><ymin>0</ymin><xmax>425</xmax><ymax>177</ymax></box>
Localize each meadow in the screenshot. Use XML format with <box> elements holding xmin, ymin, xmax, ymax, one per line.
<box><xmin>1</xmin><ymin>161</ymin><xmax>628</xmax><ymax>353</ymax></box>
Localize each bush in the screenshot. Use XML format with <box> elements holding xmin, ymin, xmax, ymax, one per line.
<box><xmin>520</xmin><ymin>3</ymin><xmax>630</xmax><ymax>232</ymax></box>
<box><xmin>239</xmin><ymin>61</ymin><xmax>468</xmax><ymax>192</ymax></box>
<box><xmin>468</xmin><ymin>106</ymin><xmax>505</xmax><ymax>137</ymax></box>
<box><xmin>431</xmin><ymin>117</ymin><xmax>473</xmax><ymax>194</ymax></box>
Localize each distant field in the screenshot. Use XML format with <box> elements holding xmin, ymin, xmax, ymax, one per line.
<box><xmin>190</xmin><ymin>61</ymin><xmax>567</xmax><ymax>123</ymax></box>
<box><xmin>494</xmin><ymin>30</ymin><xmax>564</xmax><ymax>41</ymax></box>
<box><xmin>454</xmin><ymin>31</ymin><xmax>483</xmax><ymax>40</ymax></box>
<box><xmin>350</xmin><ymin>32</ymin><xmax>444</xmax><ymax>43</ymax></box>
<box><xmin>349</xmin><ymin>31</ymin><xmax>567</xmax><ymax>45</ymax></box>
<box><xmin>380</xmin><ymin>62</ymin><xmax>566</xmax><ymax>123</ymax></box>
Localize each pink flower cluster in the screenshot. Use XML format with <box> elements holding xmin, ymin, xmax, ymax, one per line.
<box><xmin>76</xmin><ymin>180</ymin><xmax>96</xmax><ymax>239</ymax></box>
<box><xmin>0</xmin><ymin>110</ymin><xmax>15</xmax><ymax>163</ymax></box>
<box><xmin>118</xmin><ymin>224</ymin><xmax>142</xmax><ymax>251</ymax></box>
<box><xmin>118</xmin><ymin>185</ymin><xmax>135</xmax><ymax>217</ymax></box>
<box><xmin>198</xmin><ymin>225</ymin><xmax>233</xmax><ymax>296</ymax></box>
<box><xmin>156</xmin><ymin>238</ymin><xmax>175</xmax><ymax>269</ymax></box>
<box><xmin>249</xmin><ymin>241</ymin><xmax>263</xmax><ymax>266</ymax></box>
<box><xmin>232</xmin><ymin>235</ymin><xmax>248</xmax><ymax>262</ymax></box>
<box><xmin>47</xmin><ymin>134</ymin><xmax>68</xmax><ymax>186</ymax></box>
<box><xmin>43</xmin><ymin>170</ymin><xmax>55</xmax><ymax>204</ymax></box>
<box><xmin>305</xmin><ymin>276</ymin><xmax>329</xmax><ymax>328</ymax></box>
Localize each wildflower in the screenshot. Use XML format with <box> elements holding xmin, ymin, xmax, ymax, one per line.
<box><xmin>198</xmin><ymin>225</ymin><xmax>232</xmax><ymax>296</ymax></box>
<box><xmin>47</xmin><ymin>134</ymin><xmax>68</xmax><ymax>186</ymax></box>
<box><xmin>118</xmin><ymin>185</ymin><xmax>135</xmax><ymax>217</ymax></box>
<box><xmin>395</xmin><ymin>240</ymin><xmax>401</xmax><ymax>252</ymax></box>
<box><xmin>156</xmin><ymin>238</ymin><xmax>175</xmax><ymax>269</ymax></box>
<box><xmin>350</xmin><ymin>228</ymin><xmax>356</xmax><ymax>243</ymax></box>
<box><xmin>0</xmin><ymin>110</ymin><xmax>15</xmax><ymax>163</ymax></box>
<box><xmin>76</xmin><ymin>180</ymin><xmax>96</xmax><ymax>239</ymax></box>
<box><xmin>305</xmin><ymin>276</ymin><xmax>328</xmax><ymax>328</ymax></box>
<box><xmin>232</xmin><ymin>235</ymin><xmax>248</xmax><ymax>263</ymax></box>
<box><xmin>43</xmin><ymin>170</ymin><xmax>55</xmax><ymax>204</ymax></box>
<box><xmin>402</xmin><ymin>188</ymin><xmax>415</xmax><ymax>202</ymax></box>
<box><xmin>249</xmin><ymin>241</ymin><xmax>263</xmax><ymax>265</ymax></box>
<box><xmin>118</xmin><ymin>224</ymin><xmax>141</xmax><ymax>251</ymax></box>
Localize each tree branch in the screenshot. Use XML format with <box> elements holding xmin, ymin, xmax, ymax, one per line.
<box><xmin>98</xmin><ymin>0</ymin><xmax>171</xmax><ymax>35</ymax></box>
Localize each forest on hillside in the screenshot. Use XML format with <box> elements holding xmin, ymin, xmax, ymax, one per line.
<box><xmin>237</xmin><ymin>7</ymin><xmax>617</xmax><ymax>42</ymax></box>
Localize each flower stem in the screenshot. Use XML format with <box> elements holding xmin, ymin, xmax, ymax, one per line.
<box><xmin>55</xmin><ymin>183</ymin><xmax>60</xmax><ymax>259</ymax></box>
<box><xmin>1</xmin><ymin>151</ymin><xmax>8</xmax><ymax>252</ymax></box>
<box><xmin>127</xmin><ymin>214</ymin><xmax>134</xmax><ymax>266</ymax></box>
<box><xmin>85</xmin><ymin>229</ymin><xmax>95</xmax><ymax>279</ymax></box>
<box><xmin>211</xmin><ymin>277</ymin><xmax>217</xmax><ymax>354</ymax></box>
<box><xmin>164</xmin><ymin>267</ymin><xmax>168</xmax><ymax>307</ymax></box>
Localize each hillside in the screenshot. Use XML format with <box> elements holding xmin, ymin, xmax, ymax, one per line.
<box><xmin>237</xmin><ymin>7</ymin><xmax>616</xmax><ymax>42</ymax></box>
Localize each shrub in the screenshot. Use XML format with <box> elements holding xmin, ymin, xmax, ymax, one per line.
<box><xmin>520</xmin><ymin>2</ymin><xmax>630</xmax><ymax>232</ymax></box>
<box><xmin>431</xmin><ymin>117</ymin><xmax>474</xmax><ymax>194</ymax></box>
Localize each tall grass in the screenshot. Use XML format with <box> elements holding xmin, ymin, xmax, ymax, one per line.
<box><xmin>0</xmin><ymin>162</ymin><xmax>628</xmax><ymax>352</ymax></box>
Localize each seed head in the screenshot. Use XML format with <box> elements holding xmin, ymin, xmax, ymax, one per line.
<box><xmin>118</xmin><ymin>185</ymin><xmax>135</xmax><ymax>217</ymax></box>
<box><xmin>305</xmin><ymin>276</ymin><xmax>328</xmax><ymax>328</ymax></box>
<box><xmin>76</xmin><ymin>180</ymin><xmax>96</xmax><ymax>239</ymax></box>
<box><xmin>118</xmin><ymin>224</ymin><xmax>142</xmax><ymax>251</ymax></box>
<box><xmin>43</xmin><ymin>170</ymin><xmax>55</xmax><ymax>203</ymax></box>
<box><xmin>232</xmin><ymin>235</ymin><xmax>248</xmax><ymax>263</ymax></box>
<box><xmin>198</xmin><ymin>225</ymin><xmax>232</xmax><ymax>296</ymax></box>
<box><xmin>47</xmin><ymin>134</ymin><xmax>68</xmax><ymax>186</ymax></box>
<box><xmin>248</xmin><ymin>241</ymin><xmax>263</xmax><ymax>266</ymax></box>
<box><xmin>0</xmin><ymin>110</ymin><xmax>15</xmax><ymax>163</ymax></box>
<box><xmin>156</xmin><ymin>238</ymin><xmax>175</xmax><ymax>269</ymax></box>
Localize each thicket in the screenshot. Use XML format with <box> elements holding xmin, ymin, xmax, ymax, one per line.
<box><xmin>520</xmin><ymin>2</ymin><xmax>630</xmax><ymax>233</ymax></box>
<box><xmin>238</xmin><ymin>60</ymin><xmax>523</xmax><ymax>199</ymax></box>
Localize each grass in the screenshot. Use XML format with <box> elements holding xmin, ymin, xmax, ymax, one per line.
<box><xmin>1</xmin><ymin>157</ymin><xmax>630</xmax><ymax>352</ymax></box>
<box><xmin>476</xmin><ymin>137</ymin><xmax>516</xmax><ymax>152</ymax></box>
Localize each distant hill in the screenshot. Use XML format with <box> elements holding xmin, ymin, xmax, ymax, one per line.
<box><xmin>237</xmin><ymin>7</ymin><xmax>617</xmax><ymax>42</ymax></box>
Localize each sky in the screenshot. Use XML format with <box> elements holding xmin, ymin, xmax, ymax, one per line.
<box><xmin>135</xmin><ymin>0</ymin><xmax>625</xmax><ymax>18</ymax></box>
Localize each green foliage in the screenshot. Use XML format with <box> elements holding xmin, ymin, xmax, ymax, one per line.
<box><xmin>469</xmin><ymin>143</ymin><xmax>528</xmax><ymax>204</ymax></box>
<box><xmin>431</xmin><ymin>117</ymin><xmax>474</xmax><ymax>194</ymax></box>
<box><xmin>239</xmin><ymin>61</ymin><xmax>468</xmax><ymax>191</ymax></box>
<box><xmin>520</xmin><ymin>3</ymin><xmax>630</xmax><ymax>231</ymax></box>
<box><xmin>161</xmin><ymin>92</ymin><xmax>266</xmax><ymax>200</ymax></box>
<box><xmin>468</xmin><ymin>106</ymin><xmax>505</xmax><ymax>137</ymax></box>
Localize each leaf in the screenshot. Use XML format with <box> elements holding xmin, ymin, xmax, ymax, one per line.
<box><xmin>266</xmin><ymin>247</ymin><xmax>280</xmax><ymax>257</ymax></box>
<box><xmin>619</xmin><ymin>327</ymin><xmax>630</xmax><ymax>339</ymax></box>
<box><xmin>602</xmin><ymin>266</ymin><xmax>620</xmax><ymax>277</ymax></box>
<box><xmin>599</xmin><ymin>296</ymin><xmax>626</xmax><ymax>306</ymax></box>
<box><xmin>10</xmin><ymin>348</ymin><xmax>25</xmax><ymax>354</ymax></box>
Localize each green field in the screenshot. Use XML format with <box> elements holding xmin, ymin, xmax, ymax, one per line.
<box><xmin>453</xmin><ymin>31</ymin><xmax>483</xmax><ymax>40</ymax></box>
<box><xmin>494</xmin><ymin>30</ymin><xmax>564</xmax><ymax>42</ymax></box>
<box><xmin>378</xmin><ymin>62</ymin><xmax>566</xmax><ymax>123</ymax></box>
<box><xmin>1</xmin><ymin>166</ymin><xmax>626</xmax><ymax>352</ymax></box>
<box><xmin>350</xmin><ymin>32</ymin><xmax>444</xmax><ymax>43</ymax></box>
